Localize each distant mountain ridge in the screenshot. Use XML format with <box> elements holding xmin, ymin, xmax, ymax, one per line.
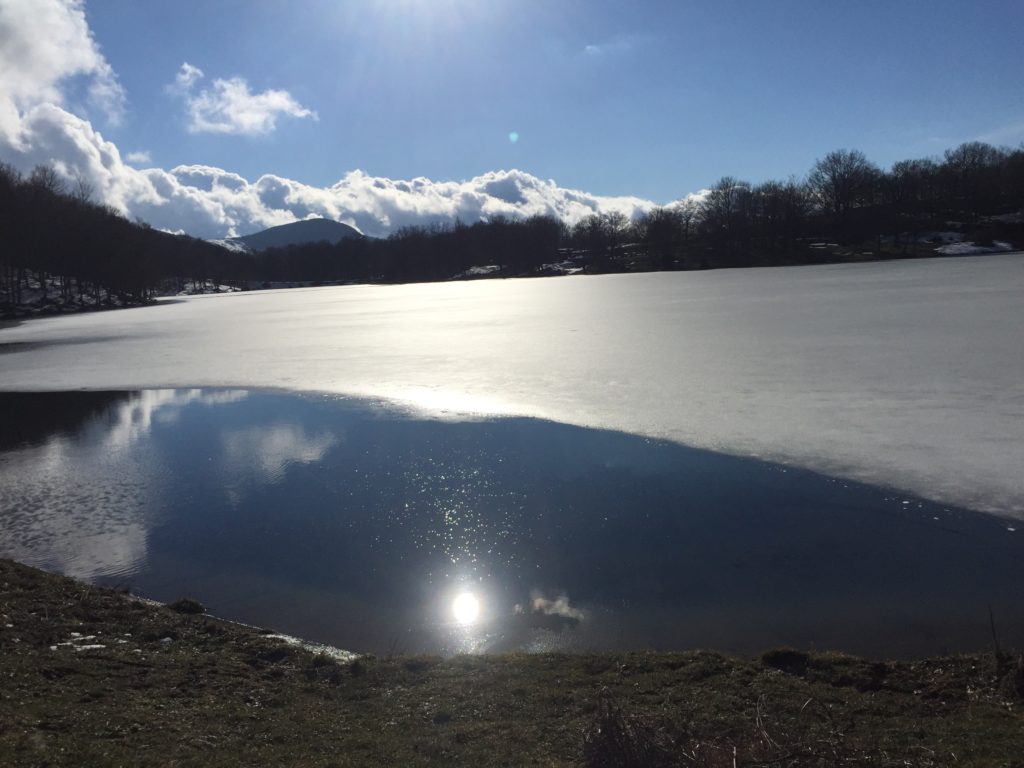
<box><xmin>216</xmin><ymin>218</ymin><xmax>364</xmax><ymax>253</ymax></box>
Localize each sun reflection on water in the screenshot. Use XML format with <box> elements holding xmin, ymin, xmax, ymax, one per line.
<box><xmin>452</xmin><ymin>591</ymin><xmax>480</xmax><ymax>625</ymax></box>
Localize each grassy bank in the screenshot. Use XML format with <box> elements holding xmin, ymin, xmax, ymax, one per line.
<box><xmin>1</xmin><ymin>559</ymin><xmax>1022</xmax><ymax>767</ymax></box>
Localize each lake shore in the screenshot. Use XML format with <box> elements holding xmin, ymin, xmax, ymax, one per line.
<box><xmin>2</xmin><ymin>558</ymin><xmax>1021</xmax><ymax>766</ymax></box>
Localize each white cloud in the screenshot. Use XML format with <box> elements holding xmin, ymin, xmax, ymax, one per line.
<box><xmin>169</xmin><ymin>166</ymin><xmax>658</xmax><ymax>239</ymax></box>
<box><xmin>0</xmin><ymin>0</ymin><xmax>670</xmax><ymax>241</ymax></box>
<box><xmin>0</xmin><ymin>0</ymin><xmax>124</xmax><ymax>143</ymax></box>
<box><xmin>173</xmin><ymin>62</ymin><xmax>204</xmax><ymax>92</ymax></box>
<box><xmin>170</xmin><ymin>62</ymin><xmax>316</xmax><ymax>136</ymax></box>
<box><xmin>2</xmin><ymin>93</ymin><xmax>662</xmax><ymax>240</ymax></box>
<box><xmin>3</xmin><ymin>103</ymin><xmax>663</xmax><ymax>237</ymax></box>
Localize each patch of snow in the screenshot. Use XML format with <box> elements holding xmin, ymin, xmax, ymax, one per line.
<box><xmin>209</xmin><ymin>238</ymin><xmax>251</xmax><ymax>254</ymax></box>
<box><xmin>266</xmin><ymin>633</ymin><xmax>358</xmax><ymax>663</ymax></box>
<box><xmin>53</xmin><ymin>633</ymin><xmax>106</xmax><ymax>652</ymax></box>
<box><xmin>935</xmin><ymin>241</ymin><xmax>1015</xmax><ymax>256</ymax></box>
<box><xmin>540</xmin><ymin>261</ymin><xmax>584</xmax><ymax>275</ymax></box>
<box><xmin>459</xmin><ymin>265</ymin><xmax>501</xmax><ymax>278</ymax></box>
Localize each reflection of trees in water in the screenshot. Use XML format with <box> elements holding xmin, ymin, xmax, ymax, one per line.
<box><xmin>0</xmin><ymin>391</ymin><xmax>131</xmax><ymax>450</ymax></box>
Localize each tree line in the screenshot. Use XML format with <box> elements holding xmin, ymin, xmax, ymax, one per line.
<box><xmin>2</xmin><ymin>140</ymin><xmax>1023</xmax><ymax>314</ymax></box>
<box><xmin>244</xmin><ymin>141</ymin><xmax>1023</xmax><ymax>283</ymax></box>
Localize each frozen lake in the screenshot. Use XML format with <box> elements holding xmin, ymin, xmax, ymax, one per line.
<box><xmin>2</xmin><ymin>254</ymin><xmax>1023</xmax><ymax>518</ymax></box>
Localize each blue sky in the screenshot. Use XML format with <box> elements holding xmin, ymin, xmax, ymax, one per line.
<box><xmin>84</xmin><ymin>0</ymin><xmax>1024</xmax><ymax>199</ymax></box>
<box><xmin>1</xmin><ymin>0</ymin><xmax>1022</xmax><ymax>237</ymax></box>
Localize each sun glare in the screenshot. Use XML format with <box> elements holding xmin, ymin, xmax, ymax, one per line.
<box><xmin>452</xmin><ymin>592</ymin><xmax>480</xmax><ymax>625</ymax></box>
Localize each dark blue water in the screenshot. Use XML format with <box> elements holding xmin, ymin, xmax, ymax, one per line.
<box><xmin>1</xmin><ymin>389</ymin><xmax>1021</xmax><ymax>657</ymax></box>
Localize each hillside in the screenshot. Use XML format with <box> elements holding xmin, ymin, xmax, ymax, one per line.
<box><xmin>222</xmin><ymin>218</ymin><xmax>364</xmax><ymax>253</ymax></box>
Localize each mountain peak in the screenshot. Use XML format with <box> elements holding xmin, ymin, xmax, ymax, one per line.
<box><xmin>219</xmin><ymin>218</ymin><xmax>364</xmax><ymax>253</ymax></box>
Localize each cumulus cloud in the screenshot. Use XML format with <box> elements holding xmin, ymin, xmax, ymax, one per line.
<box><xmin>173</xmin><ymin>62</ymin><xmax>204</xmax><ymax>92</ymax></box>
<box><xmin>0</xmin><ymin>0</ymin><xmax>124</xmax><ymax>142</ymax></box>
<box><xmin>0</xmin><ymin>0</ymin><xmax>670</xmax><ymax>241</ymax></box>
<box><xmin>161</xmin><ymin>166</ymin><xmax>657</xmax><ymax>239</ymax></box>
<box><xmin>170</xmin><ymin>62</ymin><xmax>317</xmax><ymax>136</ymax></box>
<box><xmin>6</xmin><ymin>105</ymin><xmax>661</xmax><ymax>237</ymax></box>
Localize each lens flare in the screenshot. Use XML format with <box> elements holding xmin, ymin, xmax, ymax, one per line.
<box><xmin>508</xmin><ymin>131</ymin><xmax>519</xmax><ymax>144</ymax></box>
<box><xmin>452</xmin><ymin>591</ymin><xmax>480</xmax><ymax>625</ymax></box>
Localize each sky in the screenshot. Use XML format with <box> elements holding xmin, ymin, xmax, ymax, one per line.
<box><xmin>1</xmin><ymin>0</ymin><xmax>1022</xmax><ymax>238</ymax></box>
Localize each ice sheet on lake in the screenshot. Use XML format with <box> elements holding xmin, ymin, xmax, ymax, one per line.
<box><xmin>2</xmin><ymin>254</ymin><xmax>1023</xmax><ymax>518</ymax></box>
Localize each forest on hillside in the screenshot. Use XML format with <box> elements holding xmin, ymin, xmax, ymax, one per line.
<box><xmin>0</xmin><ymin>163</ymin><xmax>228</xmax><ymax>313</ymax></box>
<box><xmin>2</xmin><ymin>141</ymin><xmax>1023</xmax><ymax>316</ymax></box>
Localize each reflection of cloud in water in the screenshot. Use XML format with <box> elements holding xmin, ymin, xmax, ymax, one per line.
<box><xmin>0</xmin><ymin>389</ymin><xmax>247</xmax><ymax>580</ymax></box>
<box><xmin>529</xmin><ymin>592</ymin><xmax>584</xmax><ymax>622</ymax></box>
<box><xmin>511</xmin><ymin>592</ymin><xmax>584</xmax><ymax>635</ymax></box>
<box><xmin>222</xmin><ymin>424</ymin><xmax>340</xmax><ymax>484</ymax></box>
<box><xmin>106</xmin><ymin>389</ymin><xmax>248</xmax><ymax>449</ymax></box>
<box><xmin>0</xmin><ymin>434</ymin><xmax>150</xmax><ymax>580</ymax></box>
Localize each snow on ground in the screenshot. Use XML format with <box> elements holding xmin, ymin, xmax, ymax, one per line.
<box><xmin>934</xmin><ymin>240</ymin><xmax>1015</xmax><ymax>256</ymax></box>
<box><xmin>265</xmin><ymin>634</ymin><xmax>358</xmax><ymax>663</ymax></box>
<box><xmin>459</xmin><ymin>265</ymin><xmax>502</xmax><ymax>278</ymax></box>
<box><xmin>1</xmin><ymin>253</ymin><xmax>1023</xmax><ymax>519</ymax></box>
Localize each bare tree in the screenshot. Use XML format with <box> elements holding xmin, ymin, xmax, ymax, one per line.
<box><xmin>700</xmin><ymin>176</ymin><xmax>754</xmax><ymax>260</ymax></box>
<box><xmin>807</xmin><ymin>149</ymin><xmax>879</xmax><ymax>233</ymax></box>
<box><xmin>886</xmin><ymin>158</ymin><xmax>939</xmax><ymax>250</ymax></box>
<box><xmin>942</xmin><ymin>141</ymin><xmax>1005</xmax><ymax>220</ymax></box>
<box><xmin>572</xmin><ymin>211</ymin><xmax>630</xmax><ymax>270</ymax></box>
<box><xmin>675</xmin><ymin>198</ymin><xmax>700</xmax><ymax>246</ymax></box>
<box><xmin>28</xmin><ymin>164</ymin><xmax>66</xmax><ymax>196</ymax></box>
<box><xmin>71</xmin><ymin>171</ymin><xmax>96</xmax><ymax>204</ymax></box>
<box><xmin>636</xmin><ymin>207</ymin><xmax>683</xmax><ymax>268</ymax></box>
<box><xmin>753</xmin><ymin>177</ymin><xmax>810</xmax><ymax>251</ymax></box>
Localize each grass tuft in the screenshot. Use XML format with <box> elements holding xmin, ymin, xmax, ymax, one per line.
<box><xmin>167</xmin><ymin>598</ymin><xmax>205</xmax><ymax>615</ymax></box>
<box><xmin>760</xmin><ymin>647</ymin><xmax>809</xmax><ymax>676</ymax></box>
<box><xmin>582</xmin><ymin>690</ymin><xmax>677</xmax><ymax>768</ymax></box>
